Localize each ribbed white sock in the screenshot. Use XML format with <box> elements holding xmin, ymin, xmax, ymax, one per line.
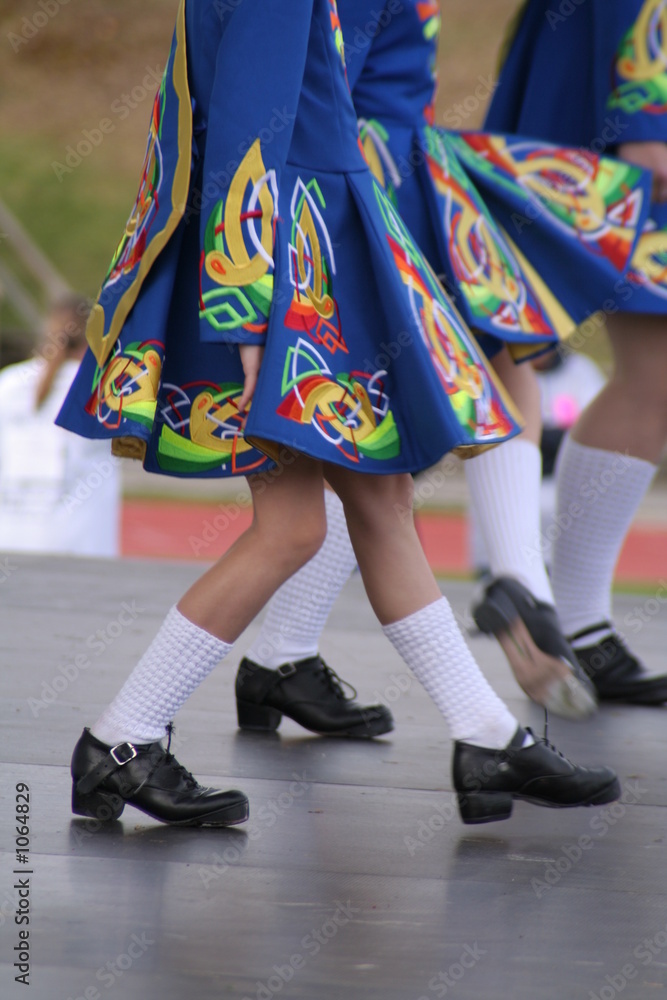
<box><xmin>382</xmin><ymin>597</ymin><xmax>520</xmax><ymax>748</ymax></box>
<box><xmin>465</xmin><ymin>438</ymin><xmax>554</xmax><ymax>605</ymax></box>
<box><xmin>92</xmin><ymin>605</ymin><xmax>232</xmax><ymax>745</ymax></box>
<box><xmin>244</xmin><ymin>490</ymin><xmax>357</xmax><ymax>668</ymax></box>
<box><xmin>552</xmin><ymin>438</ymin><xmax>656</xmax><ymax>645</ymax></box>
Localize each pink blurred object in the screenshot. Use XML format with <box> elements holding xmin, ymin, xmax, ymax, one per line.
<box><xmin>552</xmin><ymin>394</ymin><xmax>580</xmax><ymax>428</ymax></box>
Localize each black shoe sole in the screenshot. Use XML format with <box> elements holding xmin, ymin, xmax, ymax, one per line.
<box><xmin>457</xmin><ymin>775</ymin><xmax>621</xmax><ymax>825</ymax></box>
<box><xmin>72</xmin><ymin>785</ymin><xmax>250</xmax><ymax>827</ymax></box>
<box><xmin>595</xmin><ymin>684</ymin><xmax>667</xmax><ymax>706</ymax></box>
<box><xmin>236</xmin><ymin>698</ymin><xmax>394</xmax><ymax>739</ymax></box>
<box><xmin>161</xmin><ymin>797</ymin><xmax>250</xmax><ymax>826</ymax></box>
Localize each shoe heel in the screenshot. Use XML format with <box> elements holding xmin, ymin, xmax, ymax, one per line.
<box><xmin>473</xmin><ymin>591</ymin><xmax>518</xmax><ymax>636</ymax></box>
<box><xmin>457</xmin><ymin>791</ymin><xmax>513</xmax><ymax>825</ymax></box>
<box><xmin>72</xmin><ymin>786</ymin><xmax>125</xmax><ymax>821</ymax></box>
<box><xmin>236</xmin><ymin>699</ymin><xmax>283</xmax><ymax>732</ymax></box>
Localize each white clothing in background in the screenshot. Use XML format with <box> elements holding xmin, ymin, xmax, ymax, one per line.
<box><xmin>0</xmin><ymin>358</ymin><xmax>120</xmax><ymax>556</ymax></box>
<box><xmin>537</xmin><ymin>353</ymin><xmax>606</xmax><ymax>431</ymax></box>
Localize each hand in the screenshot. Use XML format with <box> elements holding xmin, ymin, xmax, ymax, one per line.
<box><xmin>617</xmin><ymin>141</ymin><xmax>667</xmax><ymax>203</ymax></box>
<box><xmin>237</xmin><ymin>343</ymin><xmax>264</xmax><ymax>414</ymax></box>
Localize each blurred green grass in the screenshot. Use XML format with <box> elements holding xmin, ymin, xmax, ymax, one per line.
<box><xmin>0</xmin><ymin>0</ymin><xmax>177</xmax><ymax>309</ymax></box>
<box><xmin>0</xmin><ymin>136</ymin><xmax>135</xmax><ymax>299</ymax></box>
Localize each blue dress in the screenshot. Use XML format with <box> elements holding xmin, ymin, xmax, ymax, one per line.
<box><xmin>338</xmin><ymin>0</ymin><xmax>653</xmax><ymax>351</ymax></box>
<box><xmin>57</xmin><ymin>0</ymin><xmax>524</xmax><ymax>478</ymax></box>
<box><xmin>486</xmin><ymin>0</ymin><xmax>667</xmax><ymax>312</ymax></box>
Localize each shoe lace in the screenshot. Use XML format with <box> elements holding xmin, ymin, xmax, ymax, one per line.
<box><xmin>319</xmin><ymin>661</ymin><xmax>357</xmax><ymax>703</ymax></box>
<box><xmin>163</xmin><ymin>722</ymin><xmax>198</xmax><ymax>788</ymax></box>
<box><xmin>527</xmin><ymin>709</ymin><xmax>568</xmax><ymax>761</ymax></box>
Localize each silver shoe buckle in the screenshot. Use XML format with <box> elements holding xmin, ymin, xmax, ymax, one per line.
<box><xmin>110</xmin><ymin>742</ymin><xmax>138</xmax><ymax>766</ymax></box>
<box><xmin>277</xmin><ymin>663</ymin><xmax>297</xmax><ymax>678</ymax></box>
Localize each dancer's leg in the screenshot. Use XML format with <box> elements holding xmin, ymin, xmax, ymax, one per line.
<box><xmin>323</xmin><ymin>465</ymin><xmax>519</xmax><ymax>744</ymax></box>
<box><xmin>465</xmin><ymin>348</ymin><xmax>597</xmax><ymax>718</ymax></box>
<box><xmin>554</xmin><ymin>314</ymin><xmax>667</xmax><ymax>636</ymax></box>
<box><xmin>235</xmin><ymin>484</ymin><xmax>392</xmax><ymax>739</ymax></box>
<box><xmin>242</xmin><ymin>349</ymin><xmax>591</xmax><ymax>725</ymax></box>
<box><xmin>552</xmin><ymin>315</ymin><xmax>667</xmax><ymax>702</ymax></box>
<box><xmin>566</xmin><ymin>315</ymin><xmax>667</xmax><ymax>461</ymax></box>
<box><xmin>240</xmin><ymin>350</ymin><xmax>570</xmax><ymax>727</ymax></box>
<box><xmin>74</xmin><ymin>454</ymin><xmax>619</xmax><ymax>826</ymax></box>
<box><xmin>466</xmin><ymin>348</ymin><xmax>551</xmax><ymax>600</ymax></box>
<box><xmin>178</xmin><ymin>457</ymin><xmax>328</xmax><ymax>639</ymax></box>
<box><xmin>93</xmin><ymin>455</ymin><xmax>327</xmax><ymax>745</ymax></box>
<box><xmin>325</xmin><ymin>468</ymin><xmax>441</xmax><ymax>622</ymax></box>
<box><xmin>237</xmin><ymin>460</ymin><xmax>454</xmax><ymax>739</ymax></box>
<box><xmin>72</xmin><ymin>456</ymin><xmax>328</xmax><ymax>825</ymax></box>
<box><xmin>322</xmin><ymin>463</ymin><xmax>618</xmax><ymax>822</ymax></box>
<box><xmin>243</xmin><ymin>487</ymin><xmax>356</xmax><ymax>668</ymax></box>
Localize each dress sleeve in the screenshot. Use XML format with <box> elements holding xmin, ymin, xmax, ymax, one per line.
<box><xmin>594</xmin><ymin>0</ymin><xmax>667</xmax><ymax>145</ymax></box>
<box><xmin>337</xmin><ymin>0</ymin><xmax>392</xmax><ymax>92</ymax></box>
<box><xmin>197</xmin><ymin>0</ymin><xmax>316</xmax><ymax>346</ymax></box>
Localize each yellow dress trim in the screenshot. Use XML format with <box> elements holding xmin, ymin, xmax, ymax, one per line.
<box><xmin>112</xmin><ymin>436</ymin><xmax>148</xmax><ymax>461</ymax></box>
<box><xmin>86</xmin><ymin>0</ymin><xmax>193</xmax><ymax>367</ymax></box>
<box><xmin>500</xmin><ymin>227</ymin><xmax>575</xmax><ymax>360</ymax></box>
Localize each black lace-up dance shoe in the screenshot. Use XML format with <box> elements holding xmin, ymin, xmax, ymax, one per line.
<box><xmin>235</xmin><ymin>655</ymin><xmax>394</xmax><ymax>737</ymax></box>
<box><xmin>453</xmin><ymin>726</ymin><xmax>620</xmax><ymax>824</ymax></box>
<box><xmin>71</xmin><ymin>728</ymin><xmax>249</xmax><ymax>826</ymax></box>
<box><xmin>571</xmin><ymin>623</ymin><xmax>667</xmax><ymax>705</ymax></box>
<box><xmin>471</xmin><ymin>576</ymin><xmax>598</xmax><ymax>720</ymax></box>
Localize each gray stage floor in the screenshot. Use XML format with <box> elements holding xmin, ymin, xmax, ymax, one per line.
<box><xmin>1</xmin><ymin>554</ymin><xmax>667</xmax><ymax>999</ymax></box>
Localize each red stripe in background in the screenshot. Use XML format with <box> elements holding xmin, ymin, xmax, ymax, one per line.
<box><xmin>121</xmin><ymin>499</ymin><xmax>667</xmax><ymax>585</ymax></box>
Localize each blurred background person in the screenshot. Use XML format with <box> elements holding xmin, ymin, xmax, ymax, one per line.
<box><xmin>0</xmin><ymin>295</ymin><xmax>120</xmax><ymax>555</ymax></box>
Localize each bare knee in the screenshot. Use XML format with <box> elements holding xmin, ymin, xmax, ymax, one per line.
<box><xmin>289</xmin><ymin>512</ymin><xmax>328</xmax><ymax>566</ymax></box>
<box><xmin>327</xmin><ymin>471</ymin><xmax>415</xmax><ymax>533</ymax></box>
<box><xmin>248</xmin><ymin>459</ymin><xmax>327</xmax><ymax>575</ymax></box>
<box><xmin>255</xmin><ymin>507</ymin><xmax>327</xmax><ymax>575</ymax></box>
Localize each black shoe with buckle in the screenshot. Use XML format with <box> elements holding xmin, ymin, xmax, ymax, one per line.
<box><xmin>71</xmin><ymin>727</ymin><xmax>249</xmax><ymax>826</ymax></box>
<box><xmin>471</xmin><ymin>576</ymin><xmax>598</xmax><ymax>720</ymax></box>
<box><xmin>235</xmin><ymin>655</ymin><xmax>394</xmax><ymax>738</ymax></box>
<box><xmin>571</xmin><ymin>623</ymin><xmax>667</xmax><ymax>705</ymax></box>
<box><xmin>453</xmin><ymin>725</ymin><xmax>620</xmax><ymax>825</ymax></box>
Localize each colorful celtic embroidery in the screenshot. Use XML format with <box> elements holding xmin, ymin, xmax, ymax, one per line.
<box><xmin>200</xmin><ymin>139</ymin><xmax>278</xmax><ymax>336</ymax></box>
<box><xmin>455</xmin><ymin>134</ymin><xmax>645</xmax><ymax>275</ymax></box>
<box><xmin>156</xmin><ymin>381</ymin><xmax>268</xmax><ymax>474</ymax></box>
<box><xmin>358</xmin><ymin>119</ymin><xmax>401</xmax><ymax>208</ymax></box>
<box><xmin>608</xmin><ymin>0</ymin><xmax>667</xmax><ymax>116</ymax></box>
<box><xmin>277</xmin><ymin>338</ymin><xmax>400</xmax><ymax>463</ymax></box>
<box><xmin>103</xmin><ymin>79</ymin><xmax>167</xmax><ymax>290</ymax></box>
<box><xmin>86</xmin><ymin>339</ymin><xmax>164</xmax><ymax>431</ymax></box>
<box><xmin>423</xmin><ymin>128</ymin><xmax>557</xmax><ymax>339</ymax></box>
<box><xmin>373</xmin><ymin>181</ymin><xmax>519</xmax><ymax>445</ymax></box>
<box><xmin>628</xmin><ymin>220</ymin><xmax>667</xmax><ymax>298</ymax></box>
<box><xmin>285</xmin><ymin>178</ymin><xmax>347</xmax><ymax>354</ymax></box>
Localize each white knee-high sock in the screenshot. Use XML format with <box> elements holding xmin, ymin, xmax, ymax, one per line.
<box><xmin>244</xmin><ymin>490</ymin><xmax>357</xmax><ymax>668</ymax></box>
<box><xmin>382</xmin><ymin>597</ymin><xmax>520</xmax><ymax>748</ymax></box>
<box><xmin>465</xmin><ymin>438</ymin><xmax>554</xmax><ymax>605</ymax></box>
<box><xmin>552</xmin><ymin>438</ymin><xmax>656</xmax><ymax>644</ymax></box>
<box><xmin>92</xmin><ymin>606</ymin><xmax>232</xmax><ymax>745</ymax></box>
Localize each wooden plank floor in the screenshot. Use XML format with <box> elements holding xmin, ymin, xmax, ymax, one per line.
<box><xmin>1</xmin><ymin>554</ymin><xmax>667</xmax><ymax>999</ymax></box>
